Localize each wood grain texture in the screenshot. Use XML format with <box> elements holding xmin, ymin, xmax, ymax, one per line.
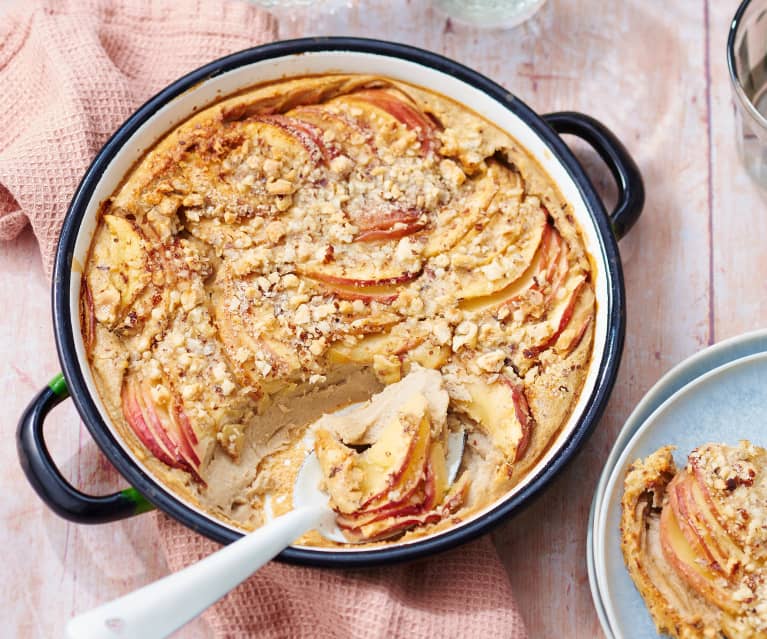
<box><xmin>0</xmin><ymin>0</ymin><xmax>749</xmax><ymax>637</ymax></box>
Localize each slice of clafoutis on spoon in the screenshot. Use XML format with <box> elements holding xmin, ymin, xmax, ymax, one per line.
<box><xmin>65</xmin><ymin>371</ymin><xmax>465</xmax><ymax>639</ymax></box>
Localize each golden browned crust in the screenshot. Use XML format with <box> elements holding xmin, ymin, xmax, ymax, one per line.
<box><xmin>82</xmin><ymin>74</ymin><xmax>595</xmax><ymax>546</ymax></box>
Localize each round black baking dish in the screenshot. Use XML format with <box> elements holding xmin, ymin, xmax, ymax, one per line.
<box><xmin>17</xmin><ymin>37</ymin><xmax>643</xmax><ymax>567</ymax></box>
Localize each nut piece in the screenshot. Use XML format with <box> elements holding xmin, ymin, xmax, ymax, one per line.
<box><xmin>452</xmin><ymin>320</ymin><xmax>478</xmax><ymax>352</ymax></box>
<box><xmin>265</xmin><ymin>220</ymin><xmax>286</xmax><ymax>243</ymax></box>
<box><xmin>476</xmin><ymin>349</ymin><xmax>506</xmax><ymax>373</ymax></box>
<box><xmin>329</xmin><ymin>155</ymin><xmax>353</xmax><ymax>177</ymax></box>
<box><xmin>439</xmin><ymin>159</ymin><xmax>466</xmax><ymax>188</ymax></box>
<box><xmin>373</xmin><ymin>354</ymin><xmax>402</xmax><ymax>384</ymax></box>
<box><xmin>218</xmin><ymin>423</ymin><xmax>245</xmax><ymax>459</ymax></box>
<box><xmin>266</xmin><ymin>178</ymin><xmax>294</xmax><ymax>195</ymax></box>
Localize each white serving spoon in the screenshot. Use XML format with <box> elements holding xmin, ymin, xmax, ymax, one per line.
<box><xmin>65</xmin><ymin>428</ymin><xmax>465</xmax><ymax>639</ymax></box>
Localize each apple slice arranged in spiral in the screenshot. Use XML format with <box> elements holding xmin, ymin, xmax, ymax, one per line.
<box><xmin>422</xmin><ymin>164</ymin><xmax>502</xmax><ymax>258</ymax></box>
<box><xmin>449</xmin><ymin>204</ymin><xmax>548</xmax><ymax>300</ymax></box>
<box><xmin>339</xmin><ymin>472</ymin><xmax>469</xmax><ymax>543</ymax></box>
<box><xmin>460</xmin><ymin>221</ymin><xmax>566</xmax><ymax>313</ymax></box>
<box><xmin>85</xmin><ymin>214</ymin><xmax>151</xmax><ymax>328</ymax></box>
<box><xmin>315</xmin><ymin>380</ymin><xmax>466</xmax><ymax>542</ymax></box>
<box><xmin>315</xmin><ymin>279</ymin><xmax>400</xmax><ymax>304</ymax></box>
<box><xmin>289</xmin><ymin>101</ymin><xmax>429</xmax><ymax>244</ymax></box>
<box><xmin>287</xmin><ymin>104</ymin><xmax>376</xmax><ymax>155</ymax></box>
<box><xmin>297</xmin><ymin>262</ymin><xmax>422</xmax><ymax>292</ymax></box>
<box><xmin>552</xmin><ymin>283</ymin><xmax>595</xmax><ymax>356</ymax></box>
<box><xmin>659</xmin><ymin>470</ymin><xmax>740</xmax><ymax>615</ymax></box>
<box><xmin>521</xmin><ymin>275</ymin><xmax>590</xmax><ymax>358</ymax></box>
<box><xmin>352</xmin><ymin>208</ymin><xmax>427</xmax><ymax>243</ymax></box>
<box><xmin>457</xmin><ymin>374</ymin><xmax>532</xmax><ymax>462</ymax></box>
<box><xmin>667</xmin><ymin>462</ymin><xmax>746</xmax><ymax>577</ymax></box>
<box><xmin>253</xmin><ymin>114</ymin><xmax>338</xmax><ymax>165</ymax></box>
<box><xmin>333</xmin><ymin>88</ymin><xmax>438</xmax><ymax>155</ymax></box>
<box><xmin>327</xmin><ymin>331</ymin><xmax>416</xmax><ymax>365</ymax></box>
<box><xmin>326</xmin><ymin>325</ymin><xmax>450</xmax><ymax>372</ymax></box>
<box><xmin>121</xmin><ymin>373</ymin><xmax>201</xmax><ymax>481</ymax></box>
<box><xmin>315</xmin><ymin>396</ymin><xmax>431</xmax><ymax>516</ymax></box>
<box><xmin>211</xmin><ymin>280</ymin><xmax>302</xmax><ymax>394</ymax></box>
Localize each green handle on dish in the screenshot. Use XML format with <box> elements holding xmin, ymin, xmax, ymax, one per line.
<box><xmin>17</xmin><ymin>373</ymin><xmax>154</xmax><ymax>523</ymax></box>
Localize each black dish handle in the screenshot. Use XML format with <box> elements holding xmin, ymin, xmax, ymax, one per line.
<box><xmin>17</xmin><ymin>373</ymin><xmax>154</xmax><ymax>523</ymax></box>
<box><xmin>544</xmin><ymin>111</ymin><xmax>644</xmax><ymax>240</ymax></box>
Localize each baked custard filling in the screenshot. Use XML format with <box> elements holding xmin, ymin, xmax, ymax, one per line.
<box><xmin>81</xmin><ymin>74</ymin><xmax>595</xmax><ymax>547</ymax></box>
<box><xmin>621</xmin><ymin>442</ymin><xmax>767</xmax><ymax>638</ymax></box>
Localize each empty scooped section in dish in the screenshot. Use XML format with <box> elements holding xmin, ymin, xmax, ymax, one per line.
<box><xmin>261</xmin><ymin>368</ymin><xmax>468</xmax><ymax>545</ymax></box>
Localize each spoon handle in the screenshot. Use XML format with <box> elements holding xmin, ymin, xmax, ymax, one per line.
<box><xmin>65</xmin><ymin>505</ymin><xmax>328</xmax><ymax>639</ymax></box>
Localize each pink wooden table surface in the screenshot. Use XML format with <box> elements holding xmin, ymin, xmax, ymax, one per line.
<box><xmin>2</xmin><ymin>1</ymin><xmax>762</xmax><ymax>637</ymax></box>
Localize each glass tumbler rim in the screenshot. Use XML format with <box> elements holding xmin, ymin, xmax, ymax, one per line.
<box><xmin>728</xmin><ymin>0</ymin><xmax>767</xmax><ymax>133</ymax></box>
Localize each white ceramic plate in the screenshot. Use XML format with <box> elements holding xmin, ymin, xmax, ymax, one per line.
<box><xmin>587</xmin><ymin>329</ymin><xmax>767</xmax><ymax>636</ymax></box>
<box><xmin>593</xmin><ymin>349</ymin><xmax>767</xmax><ymax>638</ymax></box>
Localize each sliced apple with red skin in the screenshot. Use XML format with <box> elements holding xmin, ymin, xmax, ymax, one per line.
<box><xmin>689</xmin><ymin>456</ymin><xmax>736</xmax><ymax>535</ymax></box>
<box><xmin>327</xmin><ymin>330</ymin><xmax>419</xmax><ymax>365</ymax></box>
<box><xmin>459</xmin><ymin>375</ymin><xmax>531</xmax><ymax>462</ymax></box>
<box><xmin>302</xmin><ymin>269</ymin><xmax>401</xmax><ymax>303</ymax></box>
<box><xmin>529</xmin><ymin>223</ymin><xmax>567</xmax><ymax>303</ymax></box>
<box><xmin>337</xmin><ymin>456</ymin><xmax>445</xmax><ymax>534</ymax></box>
<box><xmin>669</xmin><ymin>470</ymin><xmax>734</xmax><ymax>579</ymax></box>
<box><xmin>334</xmin><ymin>433</ymin><xmax>436</xmax><ymax>528</ymax></box>
<box><xmin>357</xmin><ymin>411</ymin><xmax>432</xmax><ymax>511</ymax></box>
<box><xmin>287</xmin><ymin>104</ymin><xmax>376</xmax><ymax>153</ymax></box>
<box><xmin>423</xmin><ymin>166</ymin><xmax>501</xmax><ymax>258</ymax></box>
<box><xmin>327</xmin><ymin>327</ymin><xmax>448</xmax><ymax>369</ymax></box>
<box><xmin>459</xmin><ymin>225</ymin><xmax>548</xmax><ymax>315</ymax></box>
<box><xmin>340</xmin><ymin>470</ymin><xmax>469</xmax><ymax>543</ymax></box>
<box><xmin>659</xmin><ymin>486</ymin><xmax>739</xmax><ymax>614</ymax></box>
<box><xmin>336</xmin><ymin>485</ymin><xmax>426</xmax><ymax>529</ymax></box>
<box><xmin>122</xmin><ymin>375</ymin><xmax>178</xmax><ymax>468</ymax></box>
<box><xmin>319</xmin><ymin>397</ymin><xmax>438</xmax><ymax>530</ymax></box>
<box><xmin>212</xmin><ymin>284</ymin><xmax>302</xmax><ymax>393</ymax></box>
<box><xmin>338</xmin><ymin>88</ymin><xmax>437</xmax><ymax>155</ymax></box>
<box><xmin>450</xmin><ymin>205</ymin><xmax>547</xmax><ymax>300</ymax></box>
<box><xmin>509</xmin><ymin>383</ymin><xmax>533</xmax><ymax>461</ymax></box>
<box><xmin>522</xmin><ymin>276</ymin><xmax>588</xmax><ymax>358</ymax></box>
<box><xmin>253</xmin><ymin>114</ymin><xmax>338</xmax><ymax>165</ymax></box>
<box><xmin>341</xmin><ymin>510</ymin><xmax>444</xmax><ymax>543</ymax></box>
<box><xmin>298</xmin><ymin>265</ymin><xmax>422</xmax><ymax>289</ymax></box>
<box><xmin>317</xmin><ymin>280</ymin><xmax>400</xmax><ymax>304</ymax></box>
<box><xmin>354</xmin><ymin>222</ymin><xmax>427</xmax><ymax>243</ymax></box>
<box><xmin>343</xmin><ymin>312</ymin><xmax>402</xmax><ymax>337</ymax></box>
<box><xmin>685</xmin><ymin>462</ymin><xmax>745</xmax><ymax>568</ymax></box>
<box><xmin>121</xmin><ymin>374</ymin><xmax>201</xmax><ymax>480</ymax></box>
<box><xmin>553</xmin><ymin>283</ymin><xmax>595</xmax><ymax>356</ymax></box>
<box><xmin>541</xmin><ymin>236</ymin><xmax>571</xmax><ymax>308</ymax></box>
<box><xmin>315</xmin><ymin>400</ymin><xmax>429</xmax><ymax>515</ymax></box>
<box><xmin>353</xmin><ymin>209</ymin><xmax>426</xmax><ymax>243</ymax></box>
<box><xmin>459</xmin><ymin>223</ymin><xmax>571</xmax><ymax>318</ymax></box>
<box><xmin>668</xmin><ymin>471</ymin><xmax>721</xmax><ymax>573</ymax></box>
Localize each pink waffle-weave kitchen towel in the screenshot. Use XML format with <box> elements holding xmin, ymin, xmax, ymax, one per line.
<box><xmin>0</xmin><ymin>1</ymin><xmax>528</xmax><ymax>637</ymax></box>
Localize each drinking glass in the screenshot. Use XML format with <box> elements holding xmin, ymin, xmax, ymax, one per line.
<box><xmin>432</xmin><ymin>0</ymin><xmax>547</xmax><ymax>29</ymax></box>
<box><xmin>729</xmin><ymin>0</ymin><xmax>767</xmax><ymax>185</ymax></box>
